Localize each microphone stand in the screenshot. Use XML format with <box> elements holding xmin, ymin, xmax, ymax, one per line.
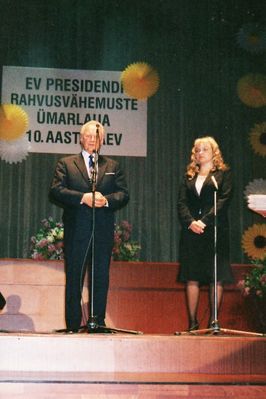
<box><xmin>86</xmin><ymin>150</ymin><xmax>98</xmax><ymax>331</ymax></box>
<box><xmin>210</xmin><ymin>186</ymin><xmax>219</xmax><ymax>332</ymax></box>
<box><xmin>82</xmin><ymin>130</ymin><xmax>141</xmax><ymax>335</ymax></box>
<box><xmin>175</xmin><ymin>177</ymin><xmax>264</xmax><ymax>337</ymax></box>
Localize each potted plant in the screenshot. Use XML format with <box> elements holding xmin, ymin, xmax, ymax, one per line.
<box><xmin>30</xmin><ymin>217</ymin><xmax>64</xmax><ymax>260</ymax></box>
<box><xmin>112</xmin><ymin>220</ymin><xmax>141</xmax><ymax>261</ymax></box>
<box><xmin>237</xmin><ymin>257</ymin><xmax>266</xmax><ymax>332</ymax></box>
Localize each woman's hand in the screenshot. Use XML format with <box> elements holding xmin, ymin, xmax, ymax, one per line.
<box><xmin>189</xmin><ymin>220</ymin><xmax>206</xmax><ymax>234</ymax></box>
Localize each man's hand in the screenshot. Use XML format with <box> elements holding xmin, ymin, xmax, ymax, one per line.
<box><xmin>81</xmin><ymin>191</ymin><xmax>107</xmax><ymax>208</ymax></box>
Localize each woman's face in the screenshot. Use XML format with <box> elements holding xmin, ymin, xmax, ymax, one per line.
<box><xmin>194</xmin><ymin>141</ymin><xmax>213</xmax><ymax>166</ymax></box>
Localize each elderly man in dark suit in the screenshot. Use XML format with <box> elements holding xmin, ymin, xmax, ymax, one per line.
<box><xmin>49</xmin><ymin>120</ymin><xmax>129</xmax><ymax>332</ymax></box>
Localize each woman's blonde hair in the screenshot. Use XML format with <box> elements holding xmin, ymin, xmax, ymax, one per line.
<box><xmin>186</xmin><ymin>136</ymin><xmax>228</xmax><ymax>179</ymax></box>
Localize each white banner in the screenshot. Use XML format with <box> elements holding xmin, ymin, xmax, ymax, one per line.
<box><xmin>1</xmin><ymin>66</ymin><xmax>147</xmax><ymax>156</ymax></box>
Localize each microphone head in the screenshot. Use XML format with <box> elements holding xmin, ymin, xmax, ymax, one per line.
<box><xmin>94</xmin><ymin>123</ymin><xmax>103</xmax><ymax>155</ymax></box>
<box><xmin>95</xmin><ymin>124</ymin><xmax>100</xmax><ymax>140</ymax></box>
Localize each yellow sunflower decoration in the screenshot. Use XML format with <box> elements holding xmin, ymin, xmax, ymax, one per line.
<box><xmin>242</xmin><ymin>224</ymin><xmax>266</xmax><ymax>260</ymax></box>
<box><xmin>0</xmin><ymin>104</ymin><xmax>29</xmax><ymax>141</ymax></box>
<box><xmin>120</xmin><ymin>62</ymin><xmax>160</xmax><ymax>99</ymax></box>
<box><xmin>249</xmin><ymin>122</ymin><xmax>266</xmax><ymax>157</ymax></box>
<box><xmin>237</xmin><ymin>74</ymin><xmax>266</xmax><ymax>108</ymax></box>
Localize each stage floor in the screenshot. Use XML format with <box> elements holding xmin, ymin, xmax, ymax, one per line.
<box><xmin>1</xmin><ymin>331</ymin><xmax>266</xmax><ymax>398</ymax></box>
<box><xmin>1</xmin><ymin>331</ymin><xmax>265</xmax><ymax>381</ymax></box>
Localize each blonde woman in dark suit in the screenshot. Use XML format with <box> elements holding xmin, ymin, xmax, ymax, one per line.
<box><xmin>178</xmin><ymin>136</ymin><xmax>233</xmax><ymax>331</ymax></box>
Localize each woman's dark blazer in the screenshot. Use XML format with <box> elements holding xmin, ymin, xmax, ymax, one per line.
<box><xmin>177</xmin><ymin>168</ymin><xmax>234</xmax><ymax>284</ymax></box>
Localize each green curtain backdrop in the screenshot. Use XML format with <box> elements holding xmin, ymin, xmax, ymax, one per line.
<box><xmin>0</xmin><ymin>0</ymin><xmax>265</xmax><ymax>262</ymax></box>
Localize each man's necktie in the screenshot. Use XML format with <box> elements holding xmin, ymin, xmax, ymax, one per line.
<box><xmin>89</xmin><ymin>154</ymin><xmax>94</xmax><ymax>168</ymax></box>
<box><xmin>89</xmin><ymin>154</ymin><xmax>94</xmax><ymax>178</ymax></box>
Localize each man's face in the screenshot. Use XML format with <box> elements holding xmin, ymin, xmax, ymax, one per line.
<box><xmin>80</xmin><ymin>124</ymin><xmax>102</xmax><ymax>153</ymax></box>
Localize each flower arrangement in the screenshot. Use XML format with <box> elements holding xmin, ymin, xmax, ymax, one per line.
<box><xmin>238</xmin><ymin>258</ymin><xmax>266</xmax><ymax>298</ymax></box>
<box><xmin>30</xmin><ymin>217</ymin><xmax>141</xmax><ymax>262</ymax></box>
<box><xmin>112</xmin><ymin>220</ymin><xmax>141</xmax><ymax>261</ymax></box>
<box><xmin>30</xmin><ymin>217</ymin><xmax>64</xmax><ymax>260</ymax></box>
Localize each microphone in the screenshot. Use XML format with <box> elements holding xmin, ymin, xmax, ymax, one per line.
<box><xmin>211</xmin><ymin>176</ymin><xmax>218</xmax><ymax>190</ymax></box>
<box><xmin>95</xmin><ymin>123</ymin><xmax>100</xmax><ymax>154</ymax></box>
